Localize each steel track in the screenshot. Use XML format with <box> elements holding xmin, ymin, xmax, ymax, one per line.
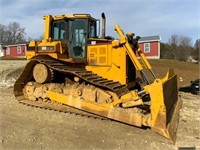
<box><xmin>14</xmin><ymin>57</ymin><xmax>129</xmax><ymax>119</ymax></box>
<box><xmin>36</xmin><ymin>59</ymin><xmax>129</xmax><ymax>97</ymax></box>
<box><xmin>18</xmin><ymin>96</ymin><xmax>107</xmax><ymax>120</ymax></box>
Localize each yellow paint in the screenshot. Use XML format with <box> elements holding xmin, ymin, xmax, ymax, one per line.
<box><xmin>48</xmin><ymin>90</ymin><xmax>144</xmax><ymax>127</ymax></box>
<box><xmin>144</xmin><ymin>79</ymin><xmax>164</xmax><ymax>126</ymax></box>
<box><xmin>144</xmin><ymin>68</ymin><xmax>178</xmax><ymax>127</ymax></box>
<box><xmin>102</xmin><ymin>90</ymin><xmax>141</xmax><ymax>107</ymax></box>
<box><xmin>114</xmin><ymin>25</ymin><xmax>143</xmax><ymax>71</ymax></box>
<box><xmin>137</xmin><ymin>47</ymin><xmax>152</xmax><ymax>69</ymax></box>
<box><xmin>86</xmin><ymin>44</ymin><xmax>126</xmax><ymax>84</ymax></box>
<box><xmin>87</xmin><ymin>44</ymin><xmax>111</xmax><ymax>66</ymax></box>
<box><xmin>29</xmin><ymin>41</ymin><xmax>36</xmax><ymax>47</ymax></box>
<box><xmin>26</xmin><ymin>51</ymin><xmax>35</xmax><ymax>60</ymax></box>
<box><xmin>53</xmin><ymin>14</ymin><xmax>97</xmax><ymax>21</ymax></box>
<box><xmin>43</xmin><ymin>15</ymin><xmax>52</xmax><ymax>40</ymax></box>
<box><xmin>48</xmin><ymin>91</ymin><xmax>109</xmax><ymax>112</ymax></box>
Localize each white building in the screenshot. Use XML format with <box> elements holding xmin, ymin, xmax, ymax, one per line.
<box><xmin>0</xmin><ymin>44</ymin><xmax>4</xmax><ymax>57</ymax></box>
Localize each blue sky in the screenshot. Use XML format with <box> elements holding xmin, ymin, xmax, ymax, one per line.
<box><xmin>0</xmin><ymin>0</ymin><xmax>199</xmax><ymax>44</ymax></box>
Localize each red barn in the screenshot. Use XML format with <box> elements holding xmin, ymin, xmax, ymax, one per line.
<box><xmin>138</xmin><ymin>35</ymin><xmax>161</xmax><ymax>59</ymax></box>
<box><xmin>3</xmin><ymin>43</ymin><xmax>28</xmax><ymax>59</ymax></box>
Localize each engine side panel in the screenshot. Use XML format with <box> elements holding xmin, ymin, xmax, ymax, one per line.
<box><xmin>86</xmin><ymin>43</ymin><xmax>127</xmax><ymax>85</ymax></box>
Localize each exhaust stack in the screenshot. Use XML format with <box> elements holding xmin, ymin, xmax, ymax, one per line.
<box><xmin>101</xmin><ymin>13</ymin><xmax>106</xmax><ymax>38</ymax></box>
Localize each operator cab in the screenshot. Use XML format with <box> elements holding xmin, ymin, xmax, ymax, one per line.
<box><xmin>51</xmin><ymin>14</ymin><xmax>97</xmax><ymax>62</ymax></box>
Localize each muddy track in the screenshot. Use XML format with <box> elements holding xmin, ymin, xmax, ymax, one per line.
<box><xmin>13</xmin><ymin>57</ymin><xmax>129</xmax><ymax>121</ymax></box>
<box><xmin>36</xmin><ymin>58</ymin><xmax>129</xmax><ymax>97</ymax></box>
<box><xmin>14</xmin><ymin>57</ymin><xmax>129</xmax><ymax>97</ymax></box>
<box><xmin>19</xmin><ymin>97</ymin><xmax>107</xmax><ymax>120</ymax></box>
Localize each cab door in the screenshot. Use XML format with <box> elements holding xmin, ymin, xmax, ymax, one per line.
<box><xmin>69</xmin><ymin>19</ymin><xmax>87</xmax><ymax>62</ymax></box>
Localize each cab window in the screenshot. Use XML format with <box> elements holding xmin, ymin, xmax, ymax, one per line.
<box><xmin>70</xmin><ymin>19</ymin><xmax>86</xmax><ymax>58</ymax></box>
<box><xmin>89</xmin><ymin>20</ymin><xmax>96</xmax><ymax>38</ymax></box>
<box><xmin>52</xmin><ymin>21</ymin><xmax>66</xmax><ymax>40</ymax></box>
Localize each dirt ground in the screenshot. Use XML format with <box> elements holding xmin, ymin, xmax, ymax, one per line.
<box><xmin>0</xmin><ymin>60</ymin><xmax>199</xmax><ymax>150</ymax></box>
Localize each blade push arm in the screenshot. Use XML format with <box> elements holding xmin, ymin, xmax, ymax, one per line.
<box><xmin>114</xmin><ymin>25</ymin><xmax>143</xmax><ymax>71</ymax></box>
<box><xmin>114</xmin><ymin>25</ymin><xmax>156</xmax><ymax>83</ymax></box>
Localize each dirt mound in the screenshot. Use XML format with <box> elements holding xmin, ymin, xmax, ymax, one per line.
<box><xmin>0</xmin><ymin>67</ymin><xmax>24</xmax><ymax>87</ymax></box>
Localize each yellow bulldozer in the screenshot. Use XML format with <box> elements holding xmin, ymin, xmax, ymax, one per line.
<box><xmin>14</xmin><ymin>13</ymin><xmax>182</xmax><ymax>142</ymax></box>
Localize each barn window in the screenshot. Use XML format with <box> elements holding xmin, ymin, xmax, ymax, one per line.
<box><xmin>144</xmin><ymin>43</ymin><xmax>150</xmax><ymax>53</ymax></box>
<box><xmin>6</xmin><ymin>47</ymin><xmax>10</xmax><ymax>55</ymax></box>
<box><xmin>17</xmin><ymin>46</ymin><xmax>21</xmax><ymax>54</ymax></box>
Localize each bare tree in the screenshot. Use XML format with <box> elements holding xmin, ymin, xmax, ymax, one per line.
<box><xmin>160</xmin><ymin>43</ymin><xmax>175</xmax><ymax>59</ymax></box>
<box><xmin>0</xmin><ymin>22</ymin><xmax>26</xmax><ymax>44</ymax></box>
<box><xmin>168</xmin><ymin>34</ymin><xmax>193</xmax><ymax>61</ymax></box>
<box><xmin>0</xmin><ymin>24</ymin><xmax>7</xmax><ymax>43</ymax></box>
<box><xmin>180</xmin><ymin>36</ymin><xmax>192</xmax><ymax>47</ymax></box>
<box><xmin>194</xmin><ymin>39</ymin><xmax>200</xmax><ymax>50</ymax></box>
<box><xmin>168</xmin><ymin>34</ymin><xmax>180</xmax><ymax>60</ymax></box>
<box><xmin>7</xmin><ymin>22</ymin><xmax>26</xmax><ymax>43</ymax></box>
<box><xmin>179</xmin><ymin>36</ymin><xmax>193</xmax><ymax>61</ymax></box>
<box><xmin>168</xmin><ymin>34</ymin><xmax>179</xmax><ymax>46</ymax></box>
<box><xmin>193</xmin><ymin>39</ymin><xmax>200</xmax><ymax>60</ymax></box>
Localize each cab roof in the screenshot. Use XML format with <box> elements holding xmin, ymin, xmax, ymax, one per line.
<box><xmin>45</xmin><ymin>14</ymin><xmax>97</xmax><ymax>21</ymax></box>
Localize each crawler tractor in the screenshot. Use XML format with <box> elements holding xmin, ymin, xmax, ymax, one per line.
<box><xmin>14</xmin><ymin>13</ymin><xmax>182</xmax><ymax>142</ymax></box>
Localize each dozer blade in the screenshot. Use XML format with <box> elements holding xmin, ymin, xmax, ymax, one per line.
<box><xmin>144</xmin><ymin>69</ymin><xmax>182</xmax><ymax>142</ymax></box>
